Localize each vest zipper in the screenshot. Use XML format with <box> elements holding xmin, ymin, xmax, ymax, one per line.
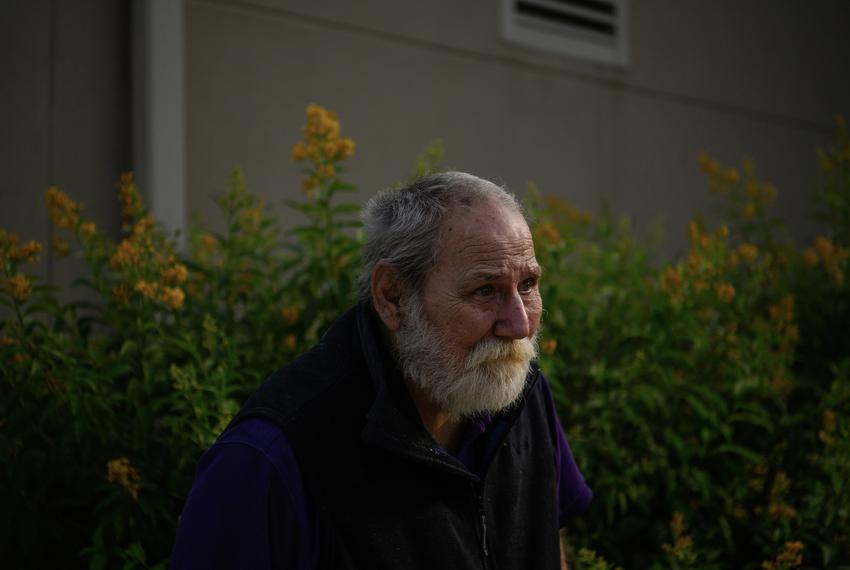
<box><xmin>475</xmin><ymin>486</ymin><xmax>491</xmax><ymax>568</ymax></box>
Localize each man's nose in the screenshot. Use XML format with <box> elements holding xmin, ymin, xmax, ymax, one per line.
<box><xmin>493</xmin><ymin>291</ymin><xmax>531</xmax><ymax>340</ymax></box>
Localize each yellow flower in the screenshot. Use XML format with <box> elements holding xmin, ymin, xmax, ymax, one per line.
<box><xmin>5</xmin><ymin>273</ymin><xmax>32</xmax><ymax>301</ymax></box>
<box><xmin>737</xmin><ymin>243</ymin><xmax>758</xmax><ymax>263</ymax></box>
<box><xmin>110</xmin><ymin>240</ymin><xmax>138</xmax><ymax>269</ymax></box>
<box><xmin>542</xmin><ymin>338</ymin><xmax>557</xmax><ymax>355</ymax></box>
<box><xmin>696</xmin><ymin>152</ymin><xmax>720</xmax><ymax>176</ymax></box>
<box><xmin>133</xmin><ymin>280</ymin><xmax>157</xmax><ymax>299</ymax></box>
<box><xmin>51</xmin><ymin>235</ymin><xmax>70</xmax><ymax>256</ymax></box>
<box><xmin>200</xmin><ymin>233</ymin><xmax>218</xmax><ymax>251</ymax></box>
<box><xmin>769</xmin><ymin>294</ymin><xmax>795</xmax><ymax>322</ymax></box>
<box><xmin>337</xmin><ymin>137</ymin><xmax>356</xmax><ymax>160</ymax></box>
<box><xmin>303</xmin><ymin>104</ymin><xmax>341</xmax><ymax>139</ymax></box>
<box><xmin>767</xmin><ymin>503</ymin><xmax>797</xmax><ymax>520</ymax></box>
<box><xmin>785</xmin><ymin>324</ymin><xmax>800</xmax><ymax>343</ymax></box>
<box><xmin>281</xmin><ymin>334</ymin><xmax>297</xmax><ymax>351</ymax></box>
<box><xmin>306</xmin><ymin>142</ymin><xmax>320</xmax><ymax>161</ymax></box>
<box><xmin>293</xmin><ymin>105</ymin><xmax>356</xmax><ymax>189</ymax></box>
<box><xmin>79</xmin><ymin>221</ymin><xmax>97</xmax><ymax>239</ymax></box>
<box><xmin>762</xmin><ymin>541</ymin><xmax>804</xmax><ymax>570</ymax></box>
<box><xmin>162</xmin><ymin>264</ymin><xmax>189</xmax><ymax>284</ymax></box>
<box><xmin>687</xmin><ymin>220</ymin><xmax>701</xmax><ymax>244</ymax></box>
<box><xmin>158</xmin><ymin>286</ymin><xmax>185</xmax><ymax>309</ymax></box>
<box><xmin>742</xmin><ymin>202</ymin><xmax>757</xmax><ymax>220</ymax></box>
<box><xmin>814</xmin><ymin>235</ymin><xmax>834</xmax><ymax>259</ymax></box>
<box><xmin>118</xmin><ymin>172</ymin><xmax>144</xmax><ymax>221</ymax></box>
<box><xmin>239</xmin><ymin>206</ymin><xmax>264</xmax><ymax>231</ymax></box>
<box><xmin>322</xmin><ymin>139</ymin><xmax>340</xmax><ymax>157</ymax></box>
<box><xmin>534</xmin><ymin>222</ymin><xmax>561</xmax><ymax>245</ymax></box>
<box><xmin>317</xmin><ymin>163</ymin><xmax>336</xmax><ymax>180</ymax></box>
<box><xmin>822</xmin><ymin>408</ymin><xmax>836</xmax><ymax>433</ymax></box>
<box><xmin>10</xmin><ymin>240</ymin><xmax>42</xmax><ymax>263</ymax></box>
<box><xmin>0</xmin><ymin>335</ymin><xmax>16</xmax><ymax>346</ymax></box>
<box><xmin>291</xmin><ymin>141</ymin><xmax>308</xmax><ymax>162</ymax></box>
<box><xmin>112</xmin><ymin>284</ymin><xmax>130</xmax><ymax>305</ymax></box>
<box><xmin>45</xmin><ymin>186</ymin><xmax>80</xmax><ymax>229</ymax></box>
<box><xmin>106</xmin><ymin>457</ymin><xmax>141</xmax><ymax>500</ymax></box>
<box><xmin>306</xmin><ymin>103</ymin><xmax>324</xmax><ymax>122</ymax></box>
<box><xmin>131</xmin><ymin>216</ymin><xmax>155</xmax><ymax>238</ymax></box>
<box><xmin>280</xmin><ymin>305</ymin><xmax>299</xmax><ymax>326</ymax></box>
<box><xmin>715</xmin><ymin>282</ymin><xmax>735</xmax><ymax>303</ymax></box>
<box><xmin>302</xmin><ymin>177</ymin><xmax>318</xmax><ymax>194</ymax></box>
<box><xmin>771</xmin><ymin>372</ymin><xmax>794</xmax><ymax>396</ymax></box>
<box><xmin>723</xmin><ymin>168</ymin><xmax>740</xmax><ymax>184</ymax></box>
<box><xmin>686</xmin><ymin>251</ymin><xmax>701</xmax><ymax>274</ymax></box>
<box><xmin>662</xmin><ymin>512</ymin><xmax>695</xmax><ymax>561</ymax></box>
<box><xmin>660</xmin><ymin>266</ymin><xmax>683</xmax><ymax>296</ymax></box>
<box><xmin>801</xmin><ymin>248</ymin><xmax>818</xmax><ymax>267</ymax></box>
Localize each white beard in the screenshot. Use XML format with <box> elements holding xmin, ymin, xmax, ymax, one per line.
<box><xmin>392</xmin><ymin>297</ymin><xmax>538</xmax><ymax>419</ymax></box>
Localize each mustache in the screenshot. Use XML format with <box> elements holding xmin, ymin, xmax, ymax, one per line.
<box><xmin>465</xmin><ymin>334</ymin><xmax>538</xmax><ymax>369</ymax></box>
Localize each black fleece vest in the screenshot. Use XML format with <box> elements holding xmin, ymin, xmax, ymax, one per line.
<box><xmin>234</xmin><ymin>304</ymin><xmax>561</xmax><ymax>569</ymax></box>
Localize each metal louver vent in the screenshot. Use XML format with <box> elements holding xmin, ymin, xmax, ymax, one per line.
<box><xmin>501</xmin><ymin>0</ymin><xmax>628</xmax><ymax>66</ymax></box>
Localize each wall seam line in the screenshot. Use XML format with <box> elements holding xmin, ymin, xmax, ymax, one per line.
<box><xmin>189</xmin><ymin>0</ymin><xmax>833</xmax><ymax>136</ymax></box>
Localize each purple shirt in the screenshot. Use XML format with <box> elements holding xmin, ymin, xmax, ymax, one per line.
<box><xmin>171</xmin><ymin>376</ymin><xmax>591</xmax><ymax>569</ymax></box>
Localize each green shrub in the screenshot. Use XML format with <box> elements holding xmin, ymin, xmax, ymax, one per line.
<box><xmin>1</xmin><ymin>107</ymin><xmax>847</xmax><ymax>569</ymax></box>
<box><xmin>542</xmin><ymin>121</ymin><xmax>850</xmax><ymax>569</ymax></box>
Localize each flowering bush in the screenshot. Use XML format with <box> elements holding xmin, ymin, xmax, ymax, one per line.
<box><xmin>532</xmin><ymin>118</ymin><xmax>850</xmax><ymax>569</ymax></box>
<box><xmin>1</xmin><ymin>106</ymin><xmax>847</xmax><ymax>569</ymax></box>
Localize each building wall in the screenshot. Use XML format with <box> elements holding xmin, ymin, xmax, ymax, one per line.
<box><xmin>185</xmin><ymin>0</ymin><xmax>850</xmax><ymax>257</ymax></box>
<box><xmin>3</xmin><ymin>0</ymin><xmax>849</xmax><ymax>287</ymax></box>
<box><xmin>1</xmin><ymin>0</ymin><xmax>131</xmax><ymax>288</ymax></box>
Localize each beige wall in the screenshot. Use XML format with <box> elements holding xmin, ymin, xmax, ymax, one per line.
<box><xmin>4</xmin><ymin>1</ymin><xmax>849</xmax><ymax>281</ymax></box>
<box><xmin>1</xmin><ymin>0</ymin><xmax>130</xmax><ymax>289</ymax></box>
<box><xmin>185</xmin><ymin>0</ymin><xmax>850</xmax><ymax>257</ymax></box>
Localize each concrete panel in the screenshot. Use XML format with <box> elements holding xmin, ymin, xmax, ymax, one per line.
<box><xmin>186</xmin><ymin>0</ymin><xmax>839</xmax><ymax>264</ymax></box>
<box><xmin>628</xmin><ymin>0</ymin><xmax>850</xmax><ymax>128</ymax></box>
<box><xmin>1</xmin><ymin>0</ymin><xmax>51</xmax><ymax>286</ymax></box>
<box><xmin>49</xmin><ymin>0</ymin><xmax>131</xmax><ymax>291</ymax></box>
<box><xmin>186</xmin><ymin>1</ymin><xmax>603</xmax><ymax>233</ymax></box>
<box><xmin>200</xmin><ymin>0</ymin><xmax>850</xmax><ymax>129</ymax></box>
<box><xmin>1</xmin><ymin>0</ymin><xmax>130</xmax><ymax>302</ymax></box>
<box><xmin>613</xmin><ymin>90</ymin><xmax>829</xmax><ymax>259</ymax></box>
<box><xmin>53</xmin><ymin>0</ymin><xmax>130</xmax><ymax>238</ymax></box>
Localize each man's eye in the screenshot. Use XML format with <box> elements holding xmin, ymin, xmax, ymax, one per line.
<box><xmin>476</xmin><ymin>285</ymin><xmax>495</xmax><ymax>297</ymax></box>
<box><xmin>519</xmin><ymin>278</ymin><xmax>537</xmax><ymax>293</ymax></box>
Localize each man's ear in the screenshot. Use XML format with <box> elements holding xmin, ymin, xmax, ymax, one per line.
<box><xmin>371</xmin><ymin>261</ymin><xmax>405</xmax><ymax>332</ymax></box>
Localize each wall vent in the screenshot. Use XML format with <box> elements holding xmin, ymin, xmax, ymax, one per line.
<box><xmin>501</xmin><ymin>0</ymin><xmax>628</xmax><ymax>66</ymax></box>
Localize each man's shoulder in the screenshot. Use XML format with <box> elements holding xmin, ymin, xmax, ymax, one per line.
<box><xmin>234</xmin><ymin>306</ymin><xmax>375</xmax><ymax>431</ymax></box>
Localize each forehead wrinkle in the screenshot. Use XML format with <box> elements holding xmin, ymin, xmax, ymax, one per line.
<box><xmin>454</xmin><ymin>235</ymin><xmax>534</xmax><ymax>257</ymax></box>
<box><xmin>459</xmin><ymin>247</ymin><xmax>540</xmax><ymax>280</ymax></box>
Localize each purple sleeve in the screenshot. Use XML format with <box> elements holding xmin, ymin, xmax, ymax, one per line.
<box><xmin>539</xmin><ymin>374</ymin><xmax>593</xmax><ymax>526</ymax></box>
<box><xmin>170</xmin><ymin>419</ymin><xmax>318</xmax><ymax>569</ymax></box>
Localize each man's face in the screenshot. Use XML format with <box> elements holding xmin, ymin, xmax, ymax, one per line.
<box><xmin>393</xmin><ymin>197</ymin><xmax>543</xmax><ymax>417</ymax></box>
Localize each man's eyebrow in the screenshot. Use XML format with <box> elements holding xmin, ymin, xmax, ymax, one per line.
<box><xmin>464</xmin><ymin>265</ymin><xmax>542</xmax><ymax>282</ymax></box>
<box><xmin>465</xmin><ymin>270</ymin><xmax>501</xmax><ymax>282</ymax></box>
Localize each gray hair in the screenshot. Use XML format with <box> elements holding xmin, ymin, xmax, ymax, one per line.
<box><xmin>357</xmin><ymin>171</ymin><xmax>525</xmax><ymax>302</ymax></box>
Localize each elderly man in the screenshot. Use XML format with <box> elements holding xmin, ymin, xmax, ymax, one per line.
<box><xmin>171</xmin><ymin>172</ymin><xmax>591</xmax><ymax>569</ymax></box>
